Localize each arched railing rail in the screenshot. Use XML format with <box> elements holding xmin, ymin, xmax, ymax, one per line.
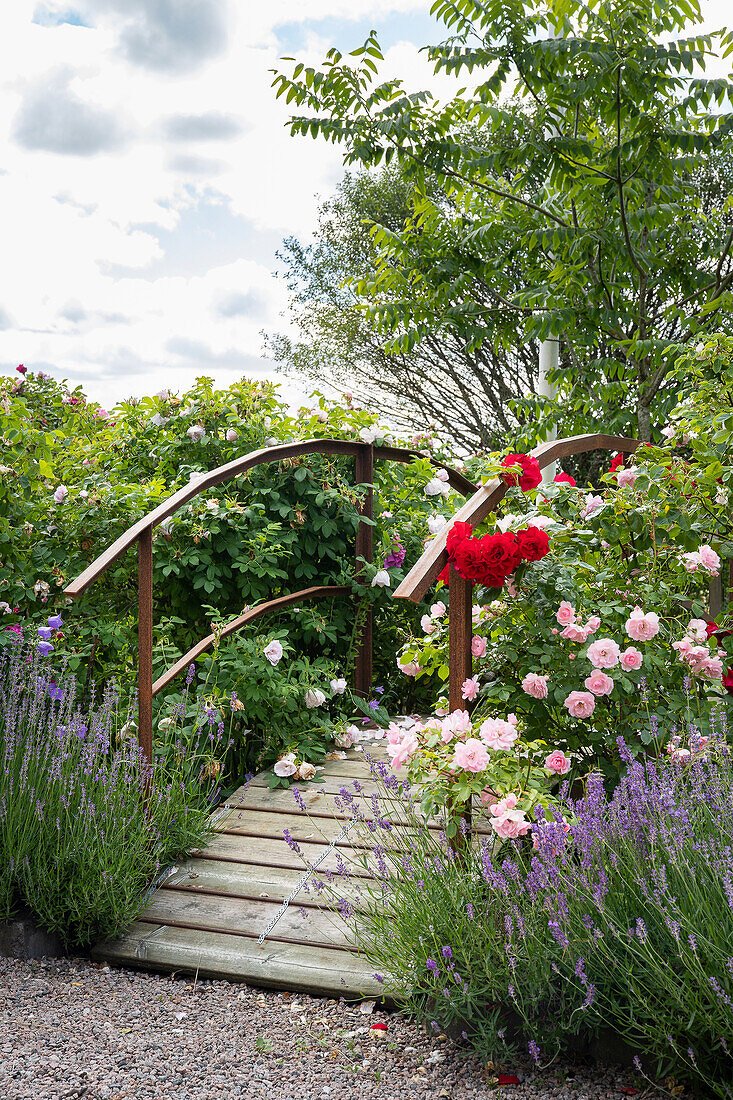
<box><xmin>393</xmin><ymin>432</ymin><xmax>639</xmax><ymax>712</ymax></box>
<box><xmin>63</xmin><ymin>437</ymin><xmax>476</xmax><ymax>764</ymax></box>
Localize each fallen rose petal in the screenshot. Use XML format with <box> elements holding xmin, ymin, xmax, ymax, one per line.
<box><xmin>497</xmin><ymin>1074</ymin><xmax>521</xmax><ymax>1085</ymax></box>
<box><xmin>618</xmin><ymin>1089</ymin><xmax>638</xmax><ymax>1096</ymax></box>
<box><xmin>370</xmin><ymin>1022</ymin><xmax>387</xmax><ymax>1031</ymax></box>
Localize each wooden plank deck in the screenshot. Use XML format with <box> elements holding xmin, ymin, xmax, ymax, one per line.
<box><xmin>92</xmin><ymin>733</ymin><xmax>398</xmax><ymax>998</ymax></box>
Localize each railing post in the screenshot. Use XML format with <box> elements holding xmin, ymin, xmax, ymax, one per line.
<box><xmin>354</xmin><ymin>443</ymin><xmax>374</xmax><ymax>698</ymax></box>
<box><xmin>138</xmin><ymin>526</ymin><xmax>154</xmax><ymax>769</ymax></box>
<box><xmin>448</xmin><ymin>564</ymin><xmax>473</xmax><ymax>712</ymax></box>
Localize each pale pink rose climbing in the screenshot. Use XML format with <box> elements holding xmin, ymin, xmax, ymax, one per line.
<box><xmin>489</xmin><ymin>793</ymin><xmax>518</xmax><ymax>816</ymax></box>
<box><xmin>586</xmin><ymin>638</ymin><xmax>621</xmax><ymax>668</ymax></box>
<box><xmin>616</xmin><ymin>466</ymin><xmax>639</xmax><ymax>488</ymax></box>
<box><xmin>625</xmin><ymin>606</ymin><xmax>660</xmax><ymax>642</ymax></box>
<box><xmin>585</xmin><ymin>616</ymin><xmax>601</xmax><ymax>635</ymax></box>
<box><xmin>580</xmin><ymin>494</ymin><xmax>604</xmax><ymax>519</ymax></box>
<box><xmin>461</xmin><ymin>677</ymin><xmax>480</xmax><ymax>701</ymax></box>
<box><xmin>478</xmin><ymin>717</ymin><xmax>519</xmax><ymax>752</ymax></box>
<box><xmin>397</xmin><ymin>657</ymin><xmax>419</xmax><ymax>677</ymax></box>
<box><xmin>556</xmin><ymin>601</ymin><xmax>575</xmax><ymax>626</ymax></box>
<box><xmin>687</xmin><ymin>619</ymin><xmax>709</xmax><ymax>643</ymax></box>
<box><xmin>492</xmin><ymin>811</ymin><xmax>531</xmax><ymax>839</ymax></box>
<box><xmin>387</xmin><ymin>732</ymin><xmax>419</xmax><ymax>770</ymax></box>
<box><xmin>561</xmin><ymin>622</ymin><xmax>591</xmax><ymax>643</ymax></box>
<box><xmin>420</xmin><ymin>614</ymin><xmax>435</xmax><ymax>635</ymax></box>
<box><xmin>564</xmin><ymin>690</ymin><xmax>596</xmax><ymax>718</ymax></box>
<box><xmin>471</xmin><ymin>635</ymin><xmax>488</xmax><ymax>657</ymax></box>
<box><xmin>452</xmin><ymin>738</ymin><xmax>490</xmax><ymax>772</ymax></box>
<box><xmin>584</xmin><ymin>669</ymin><xmax>614</xmax><ymax>696</ymax></box>
<box><xmin>545</xmin><ymin>750</ymin><xmax>571</xmax><ymax>774</ymax></box>
<box><xmin>620</xmin><ymin>646</ymin><xmax>643</xmax><ymax>670</ymax></box>
<box><xmin>699</xmin><ymin>545</ymin><xmax>721</xmax><ymax>575</ymax></box>
<box><xmin>441</xmin><ymin>710</ymin><xmax>472</xmax><ymax>742</ymax></box>
<box><xmin>521</xmin><ymin>672</ymin><xmax>549</xmax><ymax>699</ymax></box>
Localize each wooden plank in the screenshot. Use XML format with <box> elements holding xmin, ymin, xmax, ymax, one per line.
<box><xmin>213</xmin><ymin>808</ymin><xmax>378</xmax><ymax>846</ymax></box>
<box><xmin>92</xmin><ymin>922</ymin><xmax>386</xmax><ymax>998</ymax></box>
<box><xmin>245</xmin><ymin>773</ymin><xmax>382</xmax><ymax>796</ymax></box>
<box><xmin>191</xmin><ymin>833</ymin><xmax>375</xmax><ymax>877</ymax></box>
<box><xmin>164</xmin><ymin>859</ymin><xmax>369</xmax><ymax>907</ymax></box>
<box><xmin>141</xmin><ymin>890</ymin><xmax>358</xmax><ymax>952</ymax></box>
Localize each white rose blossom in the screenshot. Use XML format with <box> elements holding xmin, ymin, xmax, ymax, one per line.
<box><xmin>274</xmin><ymin>752</ymin><xmax>297</xmax><ymax>777</ymax></box>
<box><xmin>330</xmin><ymin>677</ymin><xmax>347</xmax><ymax>695</ymax></box>
<box><xmin>263</xmin><ymin>640</ymin><xmax>284</xmax><ymax>666</ymax></box>
<box><xmin>187</xmin><ymin>424</ymin><xmax>205</xmax><ymax>442</ymax></box>
<box><xmin>305</xmin><ymin>688</ymin><xmax>326</xmax><ymax>708</ymax></box>
<box><xmin>427</xmin><ymin>514</ymin><xmax>446</xmax><ymax>535</ymax></box>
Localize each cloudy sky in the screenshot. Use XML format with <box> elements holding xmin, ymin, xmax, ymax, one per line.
<box><xmin>0</xmin><ymin>0</ymin><xmax>729</xmax><ymax>408</ymax></box>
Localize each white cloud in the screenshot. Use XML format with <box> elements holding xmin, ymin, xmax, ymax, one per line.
<box><xmin>0</xmin><ymin>0</ymin><xmax>729</xmax><ymax>407</ymax></box>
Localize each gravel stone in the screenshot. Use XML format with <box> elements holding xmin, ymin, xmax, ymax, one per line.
<box><xmin>0</xmin><ymin>956</ymin><xmax>684</xmax><ymax>1100</ymax></box>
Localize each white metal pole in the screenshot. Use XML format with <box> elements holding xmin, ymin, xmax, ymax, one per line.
<box><xmin>538</xmin><ymin>336</ymin><xmax>558</xmax><ymax>484</ymax></box>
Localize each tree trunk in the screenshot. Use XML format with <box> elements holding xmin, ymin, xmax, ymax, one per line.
<box><xmin>636</xmin><ymin>397</ymin><xmax>651</xmax><ymax>442</ymax></box>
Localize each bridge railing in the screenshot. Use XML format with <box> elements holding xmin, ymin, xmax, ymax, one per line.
<box><xmin>64</xmin><ymin>438</ymin><xmax>476</xmax><ymax>764</ymax></box>
<box><xmin>392</xmin><ymin>433</ymin><xmax>640</xmax><ymax>711</ymax></box>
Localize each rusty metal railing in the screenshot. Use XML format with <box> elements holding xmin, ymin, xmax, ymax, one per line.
<box><xmin>64</xmin><ymin>438</ymin><xmax>476</xmax><ymax>765</ymax></box>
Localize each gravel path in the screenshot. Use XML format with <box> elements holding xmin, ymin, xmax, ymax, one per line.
<box><xmin>1</xmin><ymin>957</ymin><xmax>678</xmax><ymax>1100</ymax></box>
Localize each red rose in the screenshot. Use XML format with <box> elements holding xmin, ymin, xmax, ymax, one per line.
<box><xmin>437</xmin><ymin>563</ymin><xmax>450</xmax><ymax>585</ymax></box>
<box><xmin>515</xmin><ymin>526</ymin><xmax>550</xmax><ymax>562</ymax></box>
<box><xmin>453</xmin><ymin>536</ymin><xmax>494</xmax><ymax>583</ymax></box>
<box><xmin>500</xmin><ymin>453</ymin><xmax>542</xmax><ymax>492</ymax></box>
<box><xmin>706</xmin><ymin>620</ymin><xmax>719</xmax><ymax>638</ymax></box>
<box><xmin>553</xmin><ymin>471</ymin><xmax>575</xmax><ymax>487</ymax></box>
<box><xmin>609</xmin><ymin>453</ymin><xmax>624</xmax><ymax>474</ymax></box>
<box><xmin>16</xmin><ymin>364</ymin><xmax>26</xmax><ymax>374</ymax></box>
<box><xmin>446</xmin><ymin>521</ymin><xmax>473</xmax><ymax>555</ymax></box>
<box><xmin>456</xmin><ymin>531</ymin><xmax>521</xmax><ymax>587</ymax></box>
<box><xmin>724</xmin><ymin>669</ymin><xmax>733</xmax><ymax>696</ymax></box>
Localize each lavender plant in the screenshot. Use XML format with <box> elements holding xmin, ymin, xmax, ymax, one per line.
<box><xmin>0</xmin><ymin>638</ymin><xmax>213</xmax><ymax>947</ymax></box>
<box><xmin>307</xmin><ymin>729</ymin><xmax>733</xmax><ymax>1095</ymax></box>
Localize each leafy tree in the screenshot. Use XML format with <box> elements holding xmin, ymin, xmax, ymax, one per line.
<box><xmin>268</xmin><ymin>167</ymin><xmax>537</xmax><ymax>451</ymax></box>
<box><xmin>272</xmin><ymin>0</ymin><xmax>733</xmax><ymax>441</ymax></box>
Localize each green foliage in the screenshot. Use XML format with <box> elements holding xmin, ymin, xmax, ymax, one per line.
<box><xmin>273</xmin><ymin>0</ymin><xmax>733</xmax><ymax>440</ymax></box>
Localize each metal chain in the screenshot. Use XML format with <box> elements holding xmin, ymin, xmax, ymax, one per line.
<box><xmin>257</xmin><ymin>816</ymin><xmax>357</xmax><ymax>944</ymax></box>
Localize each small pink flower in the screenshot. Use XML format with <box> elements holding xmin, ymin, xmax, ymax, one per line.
<box><xmin>616</xmin><ymin>466</ymin><xmax>639</xmax><ymax>488</ymax></box>
<box><xmin>521</xmin><ymin>672</ymin><xmax>548</xmax><ymax>699</ymax></box>
<box><xmin>452</xmin><ymin>738</ymin><xmax>490</xmax><ymax>772</ymax></box>
<box><xmin>580</xmin><ymin>494</ymin><xmax>604</xmax><ymax>519</ymax></box>
<box><xmin>556</xmin><ymin>601</ymin><xmax>575</xmax><ymax>626</ymax></box>
<box><xmin>441</xmin><ymin>710</ymin><xmax>472</xmax><ymax>742</ymax></box>
<box><xmin>387</xmin><ymin>732</ymin><xmax>419</xmax><ymax>770</ymax></box>
<box><xmin>420</xmin><ymin>614</ymin><xmax>436</xmax><ymax>635</ymax></box>
<box><xmin>551</xmin><ymin>627</ymin><xmax>559</xmax><ymax>635</ymax></box>
<box><xmin>545</xmin><ymin>749</ymin><xmax>571</xmax><ymax>774</ymax></box>
<box><xmin>489</xmin><ymin>793</ymin><xmax>518</xmax><ymax>817</ymax></box>
<box><xmin>461</xmin><ymin>676</ymin><xmax>480</xmax><ymax>701</ymax></box>
<box><xmin>584</xmin><ymin>669</ymin><xmax>614</xmax><ymax>696</ymax></box>
<box><xmin>586</xmin><ymin>637</ymin><xmax>621</xmax><ymax>668</ymax></box>
<box><xmin>699</xmin><ymin>544</ymin><xmax>721</xmax><ymax>576</ymax></box>
<box><xmin>564</xmin><ymin>690</ymin><xmax>596</xmax><ymax>718</ymax></box>
<box><xmin>620</xmin><ymin>646</ymin><xmax>643</xmax><ymax>670</ymax></box>
<box><xmin>681</xmin><ymin>551</ymin><xmax>702</xmax><ymax>573</ymax></box>
<box><xmin>491</xmin><ymin>809</ymin><xmax>531</xmax><ymax>839</ymax></box>
<box><xmin>561</xmin><ymin>622</ymin><xmax>591</xmax><ymax>643</ymax></box>
<box><xmin>625</xmin><ymin>606</ymin><xmax>660</xmax><ymax>642</ymax></box>
<box><xmin>471</xmin><ymin>635</ymin><xmax>487</xmax><ymax>657</ymax></box>
<box><xmin>397</xmin><ymin>657</ymin><xmax>419</xmax><ymax>677</ymax></box>
<box><xmin>478</xmin><ymin>717</ymin><xmax>519</xmax><ymax>752</ymax></box>
<box><xmin>585</xmin><ymin>615</ymin><xmax>601</xmax><ymax>635</ymax></box>
<box><xmin>226</xmin><ymin>428</ymin><xmax>238</xmax><ymax>442</ymax></box>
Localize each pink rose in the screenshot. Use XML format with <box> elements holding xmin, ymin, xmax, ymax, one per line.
<box><xmin>441</xmin><ymin>709</ymin><xmax>472</xmax><ymax>742</ymax></box>
<box><xmin>489</xmin><ymin>793</ymin><xmax>519</xmax><ymax>817</ymax></box>
<box><xmin>625</xmin><ymin>606</ymin><xmax>660</xmax><ymax>642</ymax></box>
<box><xmin>521</xmin><ymin>672</ymin><xmax>549</xmax><ymax>699</ymax></box>
<box><xmin>491</xmin><ymin>808</ymin><xmax>531</xmax><ymax>839</ymax></box>
<box><xmin>420</xmin><ymin>614</ymin><xmax>436</xmax><ymax>635</ymax></box>
<box><xmin>452</xmin><ymin>738</ymin><xmax>490</xmax><ymax>773</ymax></box>
<box><xmin>681</xmin><ymin>551</ymin><xmax>702</xmax><ymax>573</ymax></box>
<box><xmin>461</xmin><ymin>676</ymin><xmax>480</xmax><ymax>701</ymax></box>
<box><xmin>616</xmin><ymin>466</ymin><xmax>639</xmax><ymax>488</ymax></box>
<box><xmin>471</xmin><ymin>635</ymin><xmax>487</xmax><ymax>657</ymax></box>
<box><xmin>387</xmin><ymin>732</ymin><xmax>419</xmax><ymax>770</ymax></box>
<box><xmin>585</xmin><ymin>615</ymin><xmax>601</xmax><ymax>635</ymax></box>
<box><xmin>562</xmin><ymin>622</ymin><xmax>591</xmax><ymax>643</ymax></box>
<box><xmin>580</xmin><ymin>494</ymin><xmax>603</xmax><ymax>519</ymax></box>
<box><xmin>397</xmin><ymin>657</ymin><xmax>419</xmax><ymax>677</ymax></box>
<box><xmin>620</xmin><ymin>646</ymin><xmax>643</xmax><ymax>670</ymax></box>
<box><xmin>699</xmin><ymin>545</ymin><xmax>721</xmax><ymax>576</ymax></box>
<box><xmin>584</xmin><ymin>669</ymin><xmax>614</xmax><ymax>696</ymax></box>
<box><xmin>545</xmin><ymin>750</ymin><xmax>571</xmax><ymax>774</ymax></box>
<box><xmin>563</xmin><ymin>690</ymin><xmax>596</xmax><ymax>718</ymax></box>
<box><xmin>555</xmin><ymin>601</ymin><xmax>575</xmax><ymax>626</ymax></box>
<box><xmin>478</xmin><ymin>717</ymin><xmax>519</xmax><ymax>752</ymax></box>
<box><xmin>586</xmin><ymin>638</ymin><xmax>621</xmax><ymax>668</ymax></box>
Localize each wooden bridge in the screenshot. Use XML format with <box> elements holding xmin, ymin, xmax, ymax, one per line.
<box><xmin>67</xmin><ymin>431</ymin><xmax>638</xmax><ymax>996</ymax></box>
